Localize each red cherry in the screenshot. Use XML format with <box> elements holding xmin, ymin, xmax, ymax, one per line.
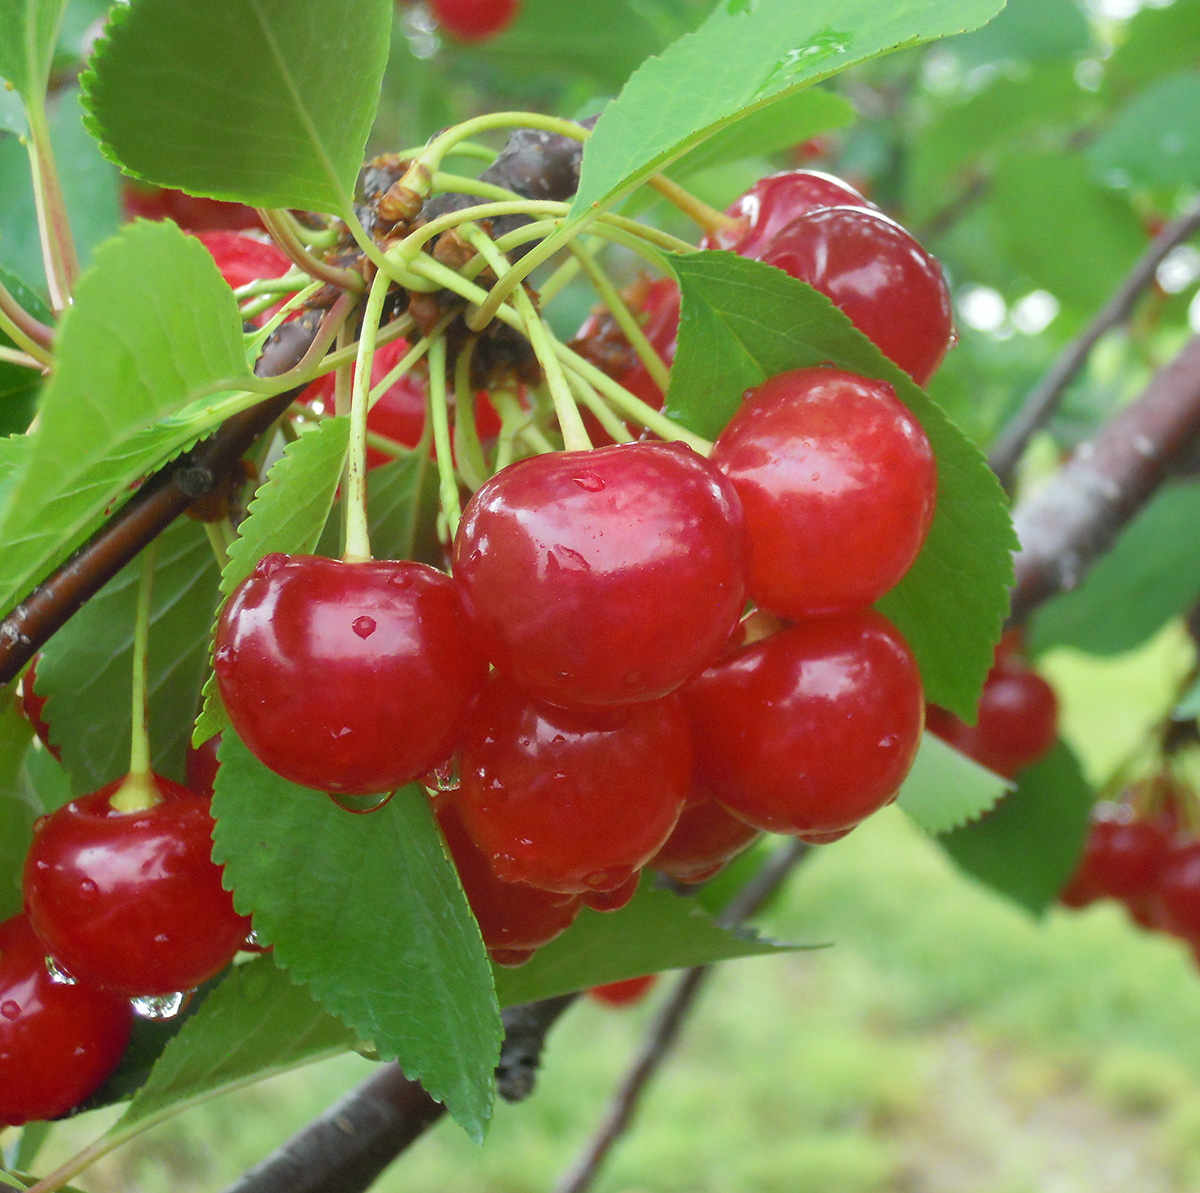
<box><xmin>185</xmin><ymin>733</ymin><xmax>222</xmax><ymax>798</ymax></box>
<box><xmin>927</xmin><ymin>658</ymin><xmax>1058</xmax><ymax>779</ymax></box>
<box><xmin>701</xmin><ymin>170</ymin><xmax>873</xmax><ymax>259</ymax></box>
<box><xmin>759</xmin><ymin>206</ymin><xmax>954</xmax><ymax>385</ymax></box>
<box><xmin>23</xmin><ymin>775</ymin><xmax>251</xmax><ymax>996</ymax></box>
<box><xmin>193</xmin><ymin>231</ymin><xmax>293</xmax><ymax>327</ymax></box>
<box><xmin>455</xmin><ymin>676</ymin><xmax>691</xmax><ymax>894</ymax></box>
<box><xmin>215</xmin><ymin>555</ymin><xmax>487</xmax><ymax>795</ymax></box>
<box><xmin>429</xmin><ymin>0</ymin><xmax>519</xmax><ymax>41</ymax></box>
<box><xmin>122</xmin><ymin>183</ymin><xmax>260</xmax><ymax>232</ymax></box>
<box><xmin>580</xmin><ymin>873</ymin><xmax>640</xmax><ymax>912</ymax></box>
<box><xmin>0</xmin><ymin>914</ymin><xmax>133</xmax><ymax>1126</ymax></box>
<box><xmin>436</xmin><ymin>801</ymin><xmax>581</xmax><ymax>966</ymax></box>
<box><xmin>589</xmin><ymin>974</ymin><xmax>658</xmax><ymax>1007</ymax></box>
<box><xmin>20</xmin><ymin>655</ymin><xmax>60</xmax><ymax>760</ymax></box>
<box><xmin>650</xmin><ymin>789</ymin><xmax>760</xmax><ymax>885</ymax></box>
<box><xmin>1063</xmin><ymin>808</ymin><xmax>1171</xmax><ymax>906</ymax></box>
<box><xmin>683</xmin><ymin>611</ymin><xmax>924</xmax><ymax>838</ymax></box>
<box><xmin>711</xmin><ymin>366</ymin><xmax>936</xmax><ymax>620</ymax></box>
<box><xmin>453</xmin><ymin>442</ymin><xmax>747</xmax><ymax>707</ymax></box>
<box><xmin>1158</xmin><ymin>842</ymin><xmax>1200</xmax><ymax>941</ymax></box>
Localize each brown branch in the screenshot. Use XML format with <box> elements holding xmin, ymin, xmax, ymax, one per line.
<box><xmin>989</xmin><ymin>196</ymin><xmax>1200</xmax><ymax>489</ymax></box>
<box><xmin>0</xmin><ymin>313</ymin><xmax>325</xmax><ymax>687</ymax></box>
<box><xmin>554</xmin><ymin>839</ymin><xmax>810</xmax><ymax>1193</ymax></box>
<box><xmin>1008</xmin><ymin>333</ymin><xmax>1200</xmax><ymax>625</ymax></box>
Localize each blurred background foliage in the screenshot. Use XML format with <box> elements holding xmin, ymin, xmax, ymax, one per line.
<box><xmin>4</xmin><ymin>0</ymin><xmax>1200</xmax><ymax>1187</ymax></box>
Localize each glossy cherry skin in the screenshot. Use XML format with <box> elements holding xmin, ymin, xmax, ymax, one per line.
<box><xmin>589</xmin><ymin>974</ymin><xmax>658</xmax><ymax>1007</ymax></box>
<box><xmin>711</xmin><ymin>366</ymin><xmax>936</xmax><ymax>620</ymax></box>
<box><xmin>683</xmin><ymin>611</ymin><xmax>924</xmax><ymax>838</ymax></box>
<box><xmin>1063</xmin><ymin>808</ymin><xmax>1171</xmax><ymax>906</ymax></box>
<box><xmin>21</xmin><ymin>655</ymin><xmax>60</xmax><ymax>760</ymax></box>
<box><xmin>760</xmin><ymin>206</ymin><xmax>954</xmax><ymax>386</ymax></box>
<box><xmin>429</xmin><ymin>0</ymin><xmax>519</xmax><ymax>41</ymax></box>
<box><xmin>455</xmin><ymin>676</ymin><xmax>691</xmax><ymax>894</ymax></box>
<box><xmin>0</xmin><ymin>914</ymin><xmax>133</xmax><ymax>1126</ymax></box>
<box><xmin>23</xmin><ymin>775</ymin><xmax>251</xmax><ymax>997</ymax></box>
<box><xmin>122</xmin><ymin>183</ymin><xmax>260</xmax><ymax>232</ymax></box>
<box><xmin>926</xmin><ymin>658</ymin><xmax>1058</xmax><ymax>779</ymax></box>
<box><xmin>436</xmin><ymin>801</ymin><xmax>581</xmax><ymax>966</ymax></box>
<box><xmin>701</xmin><ymin>170</ymin><xmax>873</xmax><ymax>259</ymax></box>
<box><xmin>215</xmin><ymin>555</ymin><xmax>487</xmax><ymax>795</ymax></box>
<box><xmin>185</xmin><ymin>733</ymin><xmax>223</xmax><ymax>799</ymax></box>
<box><xmin>453</xmin><ymin>442</ymin><xmax>747</xmax><ymax>707</ymax></box>
<box><xmin>1157</xmin><ymin>842</ymin><xmax>1200</xmax><ymax>942</ymax></box>
<box><xmin>650</xmin><ymin>788</ymin><xmax>761</xmax><ymax>884</ymax></box>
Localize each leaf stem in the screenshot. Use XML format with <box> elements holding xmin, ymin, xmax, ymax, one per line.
<box><xmin>258</xmin><ymin>208</ymin><xmax>365</xmax><ymax>293</ymax></box>
<box><xmin>426</xmin><ymin>337</ymin><xmax>461</xmax><ymax>537</ymax></box>
<box><xmin>23</xmin><ymin>95</ymin><xmax>78</xmax><ymax>312</ymax></box>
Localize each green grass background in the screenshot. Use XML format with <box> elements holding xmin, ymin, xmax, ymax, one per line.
<box><xmin>25</xmin><ymin>627</ymin><xmax>1200</xmax><ymax>1193</ymax></box>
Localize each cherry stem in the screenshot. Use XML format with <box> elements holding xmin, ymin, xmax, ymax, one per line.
<box><xmin>258</xmin><ymin>208</ymin><xmax>365</xmax><ymax>293</ymax></box>
<box><xmin>0</xmin><ymin>345</ymin><xmax>45</xmax><ymax>371</ymax></box>
<box><xmin>426</xmin><ymin>336</ymin><xmax>462</xmax><ymax>536</ymax></box>
<box><xmin>566</xmin><ymin>370</ymin><xmax>635</xmax><ymax>444</ymax></box>
<box><xmin>0</xmin><ymin>277</ymin><xmax>54</xmax><ymax>368</ymax></box>
<box><xmin>569</xmin><ymin>241</ymin><xmax>672</xmax><ymax>394</ymax></box>
<box><xmin>203</xmin><ymin>521</ymin><xmax>232</xmax><ymax>571</ymax></box>
<box><xmin>460</xmin><ymin>221</ymin><xmax>592</xmax><ymax>451</ymax></box>
<box><xmin>111</xmin><ymin>541</ymin><xmax>161</xmax><ymax>814</ymax></box>
<box><xmin>24</xmin><ymin>95</ymin><xmax>79</xmax><ymax>313</ymax></box>
<box><xmin>452</xmin><ymin>340</ymin><xmax>490</xmax><ymax>492</ymax></box>
<box><xmin>646</xmin><ymin>173</ymin><xmax>736</xmax><ymax>235</ymax></box>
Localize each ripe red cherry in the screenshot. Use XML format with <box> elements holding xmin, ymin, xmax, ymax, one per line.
<box><xmin>453</xmin><ymin>442</ymin><xmax>747</xmax><ymax>707</ymax></box>
<box><xmin>215</xmin><ymin>555</ymin><xmax>487</xmax><ymax>795</ymax></box>
<box><xmin>759</xmin><ymin>206</ymin><xmax>954</xmax><ymax>385</ymax></box>
<box><xmin>701</xmin><ymin>169</ymin><xmax>873</xmax><ymax>259</ymax></box>
<box><xmin>1157</xmin><ymin>842</ymin><xmax>1200</xmax><ymax>942</ymax></box>
<box><xmin>429</xmin><ymin>0</ymin><xmax>519</xmax><ymax>41</ymax></box>
<box><xmin>436</xmin><ymin>801</ymin><xmax>581</xmax><ymax>967</ymax></box>
<box><xmin>683</xmin><ymin>611</ymin><xmax>924</xmax><ymax>839</ymax></box>
<box><xmin>650</xmin><ymin>789</ymin><xmax>760</xmax><ymax>884</ymax></box>
<box><xmin>185</xmin><ymin>733</ymin><xmax>222</xmax><ymax>798</ymax></box>
<box><xmin>122</xmin><ymin>183</ymin><xmax>260</xmax><ymax>232</ymax></box>
<box><xmin>0</xmin><ymin>914</ymin><xmax>134</xmax><ymax>1126</ymax></box>
<box><xmin>1062</xmin><ymin>807</ymin><xmax>1171</xmax><ymax>906</ymax></box>
<box><xmin>926</xmin><ymin>658</ymin><xmax>1058</xmax><ymax>779</ymax></box>
<box><xmin>194</xmin><ymin>231</ymin><xmax>294</xmax><ymax>328</ymax></box>
<box><xmin>589</xmin><ymin>974</ymin><xmax>658</xmax><ymax>1007</ymax></box>
<box><xmin>711</xmin><ymin>366</ymin><xmax>936</xmax><ymax>620</ymax></box>
<box><xmin>23</xmin><ymin>774</ymin><xmax>251</xmax><ymax>996</ymax></box>
<box><xmin>455</xmin><ymin>676</ymin><xmax>691</xmax><ymax>894</ymax></box>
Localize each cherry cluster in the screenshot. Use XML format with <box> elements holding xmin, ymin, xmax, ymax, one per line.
<box><xmin>1060</xmin><ymin>783</ymin><xmax>1200</xmax><ymax>965</ymax></box>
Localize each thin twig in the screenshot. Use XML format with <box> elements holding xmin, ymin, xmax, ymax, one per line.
<box><xmin>1008</xmin><ymin>333</ymin><xmax>1200</xmax><ymax>625</ymax></box>
<box><xmin>554</xmin><ymin>840</ymin><xmax>809</xmax><ymax>1193</ymax></box>
<box><xmin>989</xmin><ymin>196</ymin><xmax>1200</xmax><ymax>489</ymax></box>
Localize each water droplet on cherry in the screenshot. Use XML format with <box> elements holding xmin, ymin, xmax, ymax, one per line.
<box><xmin>572</xmin><ymin>472</ymin><xmax>605</xmax><ymax>492</ymax></box>
<box><xmin>45</xmin><ymin>955</ymin><xmax>78</xmax><ymax>986</ymax></box>
<box><xmin>132</xmin><ymin>990</ymin><xmax>191</xmax><ymax>1020</ymax></box>
<box><xmin>1</xmin><ymin>1001</ymin><xmax>19</xmax><ymax>1020</ymax></box>
<box><xmin>254</xmin><ymin>553</ymin><xmax>288</xmax><ymax>578</ymax></box>
<box><xmin>213</xmin><ymin>645</ymin><xmax>235</xmax><ymax>676</ymax></box>
<box><xmin>78</xmin><ymin>878</ymin><xmax>98</xmax><ymax>899</ymax></box>
<box><xmin>352</xmin><ymin>615</ymin><xmax>377</xmax><ymax>639</ymax></box>
<box><xmin>387</xmin><ymin>571</ymin><xmax>413</xmax><ymax>589</ymax></box>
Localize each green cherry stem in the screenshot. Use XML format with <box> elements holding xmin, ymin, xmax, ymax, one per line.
<box><xmin>0</xmin><ymin>275</ymin><xmax>54</xmax><ymax>367</ymax></box>
<box><xmin>458</xmin><ymin>221</ymin><xmax>590</xmax><ymax>451</ymax></box>
<box><xmin>451</xmin><ymin>340</ymin><xmax>490</xmax><ymax>492</ymax></box>
<box><xmin>0</xmin><ymin>345</ymin><xmax>44</xmax><ymax>371</ymax></box>
<box><xmin>566</xmin><ymin>370</ymin><xmax>635</xmax><ymax>444</ymax></box>
<box><xmin>427</xmin><ymin>337</ymin><xmax>462</xmax><ymax>536</ymax></box>
<box><xmin>344</xmin><ymin>268</ymin><xmax>391</xmax><ymax>563</ymax></box>
<box><xmin>23</xmin><ymin>95</ymin><xmax>79</xmax><ymax>312</ymax></box>
<box><xmin>569</xmin><ymin>242</ymin><xmax>672</xmax><ymax>393</ymax></box>
<box><xmin>111</xmin><ymin>541</ymin><xmax>160</xmax><ymax>814</ymax></box>
<box><xmin>202</xmin><ymin>522</ymin><xmax>231</xmax><ymax>571</ymax></box>
<box><xmin>258</xmin><ymin>208</ymin><xmax>365</xmax><ymax>293</ymax></box>
<box><xmin>646</xmin><ymin>174</ymin><xmax>737</xmax><ymax>235</ymax></box>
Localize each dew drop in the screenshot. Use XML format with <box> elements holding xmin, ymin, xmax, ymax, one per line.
<box><xmin>132</xmin><ymin>990</ymin><xmax>192</xmax><ymax>1021</ymax></box>
<box><xmin>387</xmin><ymin>570</ymin><xmax>413</xmax><ymax>589</ymax></box>
<box><xmin>1</xmin><ymin>1001</ymin><xmax>19</xmax><ymax>1020</ymax></box>
<box><xmin>422</xmin><ymin>757</ymin><xmax>461</xmax><ymax>792</ymax></box>
<box><xmin>45</xmin><ymin>955</ymin><xmax>77</xmax><ymax>986</ymax></box>
<box><xmin>352</xmin><ymin>615</ymin><xmax>377</xmax><ymax>639</ymax></box>
<box><xmin>551</xmin><ymin>734</ymin><xmax>566</xmax><ymax>745</ymax></box>
<box><xmin>213</xmin><ymin>645</ymin><xmax>236</xmax><ymax>677</ymax></box>
<box><xmin>572</xmin><ymin>472</ymin><xmax>605</xmax><ymax>492</ymax></box>
<box><xmin>32</xmin><ymin>815</ymin><xmax>48</xmax><ymax>834</ymax></box>
<box><xmin>253</xmin><ymin>553</ymin><xmax>288</xmax><ymax>578</ymax></box>
<box><xmin>153</xmin><ymin>933</ymin><xmax>171</xmax><ymax>946</ymax></box>
<box><xmin>245</xmin><ymin>928</ymin><xmax>265</xmax><ymax>949</ymax></box>
<box><xmin>79</xmin><ymin>878</ymin><xmax>99</xmax><ymax>900</ymax></box>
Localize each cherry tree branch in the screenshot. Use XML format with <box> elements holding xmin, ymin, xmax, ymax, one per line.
<box><xmin>1008</xmin><ymin>332</ymin><xmax>1200</xmax><ymax>625</ymax></box>
<box><xmin>989</xmin><ymin>196</ymin><xmax>1200</xmax><ymax>489</ymax></box>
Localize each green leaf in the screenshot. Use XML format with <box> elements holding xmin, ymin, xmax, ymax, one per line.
<box><xmin>1103</xmin><ymin>0</ymin><xmax>1200</xmax><ymax>103</ymax></box>
<box><xmin>1030</xmin><ymin>482</ymin><xmax>1200</xmax><ymax>659</ymax></box>
<box><xmin>1088</xmin><ymin>72</ymin><xmax>1200</xmax><ymax>189</ymax></box>
<box><xmin>664</xmin><ymin>251</ymin><xmax>1016</xmax><ymax>716</ymax></box>
<box><xmin>0</xmin><ymin>690</ymin><xmax>35</xmax><ymax>920</ymax></box>
<box><xmin>986</xmin><ymin>150</ymin><xmax>1145</xmax><ymax>315</ymax></box>
<box><xmin>211</xmin><ymin>736</ymin><xmax>502</xmax><ymax>1139</ymax></box>
<box><xmin>37</xmin><ymin>518</ymin><xmax>220</xmax><ymax>794</ymax></box>
<box><xmin>81</xmin><ymin>0</ymin><xmax>393</xmax><ymax>214</ymax></box>
<box><xmin>938</xmin><ymin>741</ymin><xmax>1093</xmax><ymax>915</ymax></box>
<box><xmin>1177</xmin><ymin>675</ymin><xmax>1200</xmax><ymax>721</ymax></box>
<box><xmin>493</xmin><ymin>881</ymin><xmax>807</xmax><ymax>1007</ymax></box>
<box><xmin>365</xmin><ymin>448</ymin><xmax>440</xmax><ymax>564</ymax></box>
<box><xmin>948</xmin><ymin>0</ymin><xmax>1089</xmax><ymax>66</ymax></box>
<box><xmin>111</xmin><ymin>958</ymin><xmax>355</xmax><ymax>1136</ymax></box>
<box><xmin>0</xmin><ymin>0</ymin><xmax>70</xmax><ymax>97</ymax></box>
<box><xmin>667</xmin><ymin>88</ymin><xmax>856</xmax><ymax>181</ymax></box>
<box><xmin>570</xmin><ymin>0</ymin><xmax>1006</xmax><ymax>218</ymax></box>
<box><xmin>0</xmin><ymin>220</ymin><xmax>251</xmax><ymax>618</ymax></box>
<box><xmin>194</xmin><ymin>417</ymin><xmax>350</xmax><ymax>745</ymax></box>
<box><xmin>894</xmin><ymin>731</ymin><xmax>1010</xmax><ymax>836</ymax></box>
